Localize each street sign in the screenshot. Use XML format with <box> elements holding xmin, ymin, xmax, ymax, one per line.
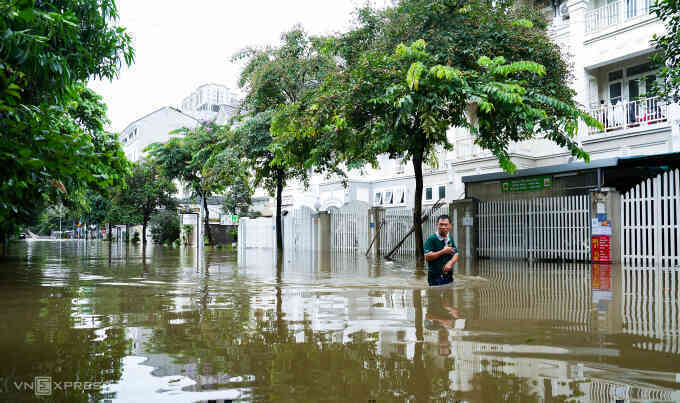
<box><xmin>501</xmin><ymin>176</ymin><xmax>553</xmax><ymax>192</ymax></box>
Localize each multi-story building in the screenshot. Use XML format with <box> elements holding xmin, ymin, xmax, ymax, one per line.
<box><xmin>180</xmin><ymin>83</ymin><xmax>239</xmax><ymax>124</ymax></box>
<box><xmin>282</xmin><ymin>0</ymin><xmax>680</xmax><ymax>211</ymax></box>
<box><xmin>120</xmin><ymin>83</ymin><xmax>240</xmax><ymax>164</ymax></box>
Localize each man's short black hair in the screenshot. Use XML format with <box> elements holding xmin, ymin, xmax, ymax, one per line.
<box><xmin>437</xmin><ymin>214</ymin><xmax>451</xmax><ymax>223</ymax></box>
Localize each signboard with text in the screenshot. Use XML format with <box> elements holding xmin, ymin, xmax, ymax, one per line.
<box><xmin>591</xmin><ymin>235</ymin><xmax>611</xmax><ymax>262</ymax></box>
<box><xmin>501</xmin><ymin>176</ymin><xmax>553</xmax><ymax>192</ymax></box>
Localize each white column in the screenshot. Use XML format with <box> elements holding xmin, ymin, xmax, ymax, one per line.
<box><xmin>567</xmin><ymin>0</ymin><xmax>590</xmax><ymax>140</ymax></box>
<box><xmin>669</xmin><ymin>102</ymin><xmax>680</xmax><ymax>152</ymax></box>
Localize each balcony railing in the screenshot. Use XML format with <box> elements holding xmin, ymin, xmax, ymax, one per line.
<box><xmin>588</xmin><ymin>96</ymin><xmax>669</xmax><ymax>134</ymax></box>
<box><xmin>585</xmin><ymin>0</ymin><xmax>653</xmax><ymax>34</ymax></box>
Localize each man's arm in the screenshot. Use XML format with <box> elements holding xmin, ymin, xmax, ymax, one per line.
<box><xmin>425</xmin><ymin>245</ymin><xmax>455</xmax><ymax>261</ymax></box>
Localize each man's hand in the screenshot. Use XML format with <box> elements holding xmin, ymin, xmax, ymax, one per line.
<box><xmin>441</xmin><ymin>246</ymin><xmax>455</xmax><ymax>255</ymax></box>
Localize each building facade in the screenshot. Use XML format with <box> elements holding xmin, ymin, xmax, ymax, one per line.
<box><xmin>281</xmin><ymin>0</ymin><xmax>679</xmax><ymax>211</ymax></box>
<box><xmin>180</xmin><ymin>83</ymin><xmax>239</xmax><ymax>124</ymax></box>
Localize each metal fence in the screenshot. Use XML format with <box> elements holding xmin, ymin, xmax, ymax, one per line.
<box><xmin>622</xmin><ymin>169</ymin><xmax>680</xmax><ymax>268</ymax></box>
<box><xmin>283</xmin><ymin>206</ymin><xmax>316</xmax><ymax>251</ymax></box>
<box><xmin>330</xmin><ymin>200</ymin><xmax>370</xmax><ymax>253</ymax></box>
<box><xmin>378</xmin><ymin>204</ymin><xmax>450</xmax><ymax>257</ymax></box>
<box><xmin>238</xmin><ymin>217</ymin><xmax>275</xmax><ymax>249</ymax></box>
<box><xmin>478</xmin><ymin>195</ymin><xmax>591</xmax><ymax>261</ymax></box>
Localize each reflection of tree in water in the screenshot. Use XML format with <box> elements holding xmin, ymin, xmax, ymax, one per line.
<box><xmin>0</xmin><ymin>286</ymin><xmax>131</xmax><ymax>402</ymax></box>
<box><xmin>467</xmin><ymin>369</ymin><xmax>587</xmax><ymax>403</ymax></box>
<box><xmin>138</xmin><ymin>278</ymin><xmax>462</xmax><ymax>401</ymax></box>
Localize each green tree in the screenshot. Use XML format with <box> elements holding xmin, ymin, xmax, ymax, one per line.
<box><xmin>147</xmin><ymin>121</ymin><xmax>231</xmax><ymax>245</ymax></box>
<box><xmin>651</xmin><ymin>0</ymin><xmax>680</xmax><ymax>100</ymax></box>
<box><xmin>222</xmin><ymin>175</ymin><xmax>253</xmax><ymax>216</ymax></box>
<box><xmin>150</xmin><ymin>209</ymin><xmax>180</xmax><ymax>245</ymax></box>
<box><xmin>282</xmin><ymin>0</ymin><xmax>598</xmax><ymax>262</ymax></box>
<box><xmin>0</xmin><ymin>0</ymin><xmax>133</xmax><ymax>240</ymax></box>
<box><xmin>116</xmin><ymin>161</ymin><xmax>176</xmax><ymax>245</ymax></box>
<box><xmin>234</xmin><ymin>27</ymin><xmax>336</xmax><ymax>249</ymax></box>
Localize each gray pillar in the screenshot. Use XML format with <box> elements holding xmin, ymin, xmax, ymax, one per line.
<box><xmin>316</xmin><ymin>211</ymin><xmax>331</xmax><ymax>253</ymax></box>
<box><xmin>450</xmin><ymin>199</ymin><xmax>478</xmax><ymax>258</ymax></box>
<box><xmin>590</xmin><ymin>188</ymin><xmax>621</xmax><ymax>263</ymax></box>
<box><xmin>369</xmin><ymin>207</ymin><xmax>385</xmax><ymax>258</ymax></box>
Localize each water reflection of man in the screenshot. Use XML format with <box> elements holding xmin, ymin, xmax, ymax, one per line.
<box><xmin>425</xmin><ymin>288</ymin><xmax>460</xmax><ymax>357</ymax></box>
<box><xmin>424</xmin><ymin>215</ymin><xmax>459</xmax><ymax>286</ymax></box>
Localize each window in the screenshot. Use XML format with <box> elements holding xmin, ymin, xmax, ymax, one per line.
<box><xmin>395</xmin><ymin>188</ymin><xmax>405</xmax><ymax>205</ymax></box>
<box><xmin>374</xmin><ymin>192</ymin><xmax>382</xmax><ymax>205</ymax></box>
<box><xmin>438</xmin><ymin>185</ymin><xmax>446</xmax><ymax>200</ymax></box>
<box><xmin>385</xmin><ymin>191</ymin><xmax>393</xmax><ymax>205</ymax></box>
<box><xmin>425</xmin><ymin>187</ymin><xmax>433</xmax><ymax>201</ymax></box>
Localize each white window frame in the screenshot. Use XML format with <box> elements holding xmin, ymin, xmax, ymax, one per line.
<box><xmin>384</xmin><ymin>190</ymin><xmax>393</xmax><ymax>205</ymax></box>
<box><xmin>424</xmin><ymin>186</ymin><xmax>433</xmax><ymax>201</ymax></box>
<box><xmin>437</xmin><ymin>184</ymin><xmax>446</xmax><ymax>201</ymax></box>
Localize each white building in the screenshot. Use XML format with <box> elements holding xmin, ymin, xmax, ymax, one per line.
<box><xmin>180</xmin><ymin>83</ymin><xmax>239</xmax><ymax>124</ymax></box>
<box><xmin>120</xmin><ymin>106</ymin><xmax>199</xmax><ymax>163</ymax></box>
<box><xmin>281</xmin><ymin>0</ymin><xmax>679</xmax><ymax>210</ymax></box>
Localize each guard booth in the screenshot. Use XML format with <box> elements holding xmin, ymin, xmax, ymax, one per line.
<box><xmin>461</xmin><ymin>153</ymin><xmax>680</xmax><ymax>263</ymax></box>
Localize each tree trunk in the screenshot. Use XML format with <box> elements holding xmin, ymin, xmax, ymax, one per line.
<box><xmin>107</xmin><ymin>222</ymin><xmax>112</xmax><ymax>241</ymax></box>
<box><xmin>412</xmin><ymin>148</ymin><xmax>425</xmax><ymax>265</ymax></box>
<box><xmin>275</xmin><ymin>170</ymin><xmax>284</xmax><ymax>250</ymax></box>
<box><xmin>202</xmin><ymin>195</ymin><xmax>213</xmax><ymax>245</ymax></box>
<box><xmin>142</xmin><ymin>219</ymin><xmax>148</xmax><ymax>245</ymax></box>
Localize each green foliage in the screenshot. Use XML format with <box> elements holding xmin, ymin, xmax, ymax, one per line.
<box><xmin>222</xmin><ymin>175</ymin><xmax>252</xmax><ymax>216</ymax></box>
<box><xmin>235</xmin><ymin>27</ymin><xmax>337</xmax><ymax>248</ymax></box>
<box><xmin>114</xmin><ymin>161</ymin><xmax>176</xmax><ymax>244</ymax></box>
<box><xmin>651</xmin><ymin>0</ymin><xmax>680</xmax><ymax>101</ymax></box>
<box><xmin>0</xmin><ymin>0</ymin><xmax>134</xmax><ymax>237</ymax></box>
<box><xmin>274</xmin><ymin>0</ymin><xmax>598</xmax><ymax>261</ymax></box>
<box><xmin>150</xmin><ymin>210</ymin><xmax>180</xmax><ymax>245</ymax></box>
<box><xmin>147</xmin><ymin>121</ymin><xmax>234</xmax><ymax>245</ymax></box>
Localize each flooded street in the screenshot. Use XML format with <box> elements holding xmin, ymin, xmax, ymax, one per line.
<box><xmin>1</xmin><ymin>240</ymin><xmax>679</xmax><ymax>402</ymax></box>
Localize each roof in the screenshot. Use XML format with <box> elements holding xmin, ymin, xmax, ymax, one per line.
<box><xmin>462</xmin><ymin>158</ymin><xmax>618</xmax><ymax>183</ymax></box>
<box><xmin>120</xmin><ymin>106</ymin><xmax>199</xmax><ymax>133</ymax></box>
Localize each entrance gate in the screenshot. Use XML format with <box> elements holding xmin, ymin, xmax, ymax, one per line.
<box><xmin>478</xmin><ymin>195</ymin><xmax>591</xmax><ymax>261</ymax></box>
<box><xmin>283</xmin><ymin>205</ymin><xmax>316</xmax><ymax>251</ymax></box>
<box><xmin>621</xmin><ymin>169</ymin><xmax>680</xmax><ymax>268</ymax></box>
<box><xmin>330</xmin><ymin>201</ymin><xmax>369</xmax><ymax>253</ymax></box>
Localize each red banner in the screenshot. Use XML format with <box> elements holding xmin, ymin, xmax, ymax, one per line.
<box><xmin>592</xmin><ymin>235</ymin><xmax>611</xmax><ymax>262</ymax></box>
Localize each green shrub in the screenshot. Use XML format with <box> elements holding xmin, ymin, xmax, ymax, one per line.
<box><xmin>151</xmin><ymin>210</ymin><xmax>180</xmax><ymax>245</ymax></box>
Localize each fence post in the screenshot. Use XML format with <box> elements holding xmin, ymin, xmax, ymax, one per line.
<box><xmin>368</xmin><ymin>207</ymin><xmax>384</xmax><ymax>258</ymax></box>
<box><xmin>590</xmin><ymin>188</ymin><xmax>621</xmax><ymax>263</ymax></box>
<box><xmin>450</xmin><ymin>199</ymin><xmax>478</xmax><ymax>258</ymax></box>
<box><xmin>316</xmin><ymin>211</ymin><xmax>331</xmax><ymax>253</ymax></box>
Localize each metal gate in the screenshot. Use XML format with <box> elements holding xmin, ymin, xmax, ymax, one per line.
<box><xmin>621</xmin><ymin>169</ymin><xmax>680</xmax><ymax>268</ymax></box>
<box><xmin>478</xmin><ymin>195</ymin><xmax>591</xmax><ymax>261</ymax></box>
<box><xmin>283</xmin><ymin>205</ymin><xmax>316</xmax><ymax>251</ymax></box>
<box><xmin>379</xmin><ymin>204</ymin><xmax>449</xmax><ymax>257</ymax></box>
<box><xmin>330</xmin><ymin>200</ymin><xmax>369</xmax><ymax>253</ymax></box>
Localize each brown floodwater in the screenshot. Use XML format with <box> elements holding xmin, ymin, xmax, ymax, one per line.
<box><xmin>0</xmin><ymin>240</ymin><xmax>679</xmax><ymax>402</ymax></box>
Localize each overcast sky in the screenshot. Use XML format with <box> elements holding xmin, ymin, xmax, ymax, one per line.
<box><xmin>89</xmin><ymin>0</ymin><xmax>389</xmax><ymax>132</ymax></box>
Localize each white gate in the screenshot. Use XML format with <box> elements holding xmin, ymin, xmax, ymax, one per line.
<box><xmin>238</xmin><ymin>217</ymin><xmax>275</xmax><ymax>249</ymax></box>
<box><xmin>622</xmin><ymin>169</ymin><xmax>680</xmax><ymax>268</ymax></box>
<box><xmin>379</xmin><ymin>204</ymin><xmax>449</xmax><ymax>257</ymax></box>
<box><xmin>478</xmin><ymin>195</ymin><xmax>591</xmax><ymax>261</ymax></box>
<box><xmin>283</xmin><ymin>206</ymin><xmax>316</xmax><ymax>251</ymax></box>
<box><xmin>331</xmin><ymin>200</ymin><xmax>369</xmax><ymax>253</ymax></box>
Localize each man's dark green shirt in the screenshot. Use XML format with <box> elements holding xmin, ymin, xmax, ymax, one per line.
<box><xmin>424</xmin><ymin>233</ymin><xmax>458</xmax><ymax>283</ymax></box>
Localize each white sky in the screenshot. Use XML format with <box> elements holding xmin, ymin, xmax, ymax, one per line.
<box><xmin>89</xmin><ymin>0</ymin><xmax>389</xmax><ymax>132</ymax></box>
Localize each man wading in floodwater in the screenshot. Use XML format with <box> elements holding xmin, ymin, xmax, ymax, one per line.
<box><xmin>424</xmin><ymin>215</ymin><xmax>459</xmax><ymax>286</ymax></box>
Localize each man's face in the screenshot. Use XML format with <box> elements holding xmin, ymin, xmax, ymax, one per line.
<box><xmin>437</xmin><ymin>219</ymin><xmax>451</xmax><ymax>236</ymax></box>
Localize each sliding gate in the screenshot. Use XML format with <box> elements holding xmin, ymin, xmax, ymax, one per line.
<box><xmin>478</xmin><ymin>195</ymin><xmax>591</xmax><ymax>261</ymax></box>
